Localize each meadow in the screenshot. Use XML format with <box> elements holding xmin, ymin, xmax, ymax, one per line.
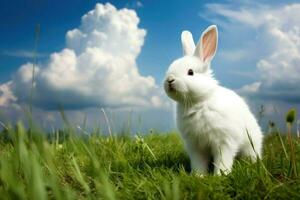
<box><xmin>0</xmin><ymin>120</ymin><xmax>300</xmax><ymax>200</ymax></box>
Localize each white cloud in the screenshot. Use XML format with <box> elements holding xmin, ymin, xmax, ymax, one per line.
<box><xmin>0</xmin><ymin>82</ymin><xmax>16</xmax><ymax>107</ymax></box>
<box><xmin>136</xmin><ymin>1</ymin><xmax>143</xmax><ymax>8</ymax></box>
<box><xmin>218</xmin><ymin>48</ymin><xmax>248</xmax><ymax>62</ymax></box>
<box><xmin>125</xmin><ymin>1</ymin><xmax>143</xmax><ymax>9</ymax></box>
<box><xmin>1</xmin><ymin>3</ymin><xmax>168</xmax><ymax>110</ymax></box>
<box><xmin>1</xmin><ymin>50</ymin><xmax>47</xmax><ymax>58</ymax></box>
<box><xmin>205</xmin><ymin>3</ymin><xmax>300</xmax><ymax>103</ymax></box>
<box><xmin>239</xmin><ymin>82</ymin><xmax>261</xmax><ymax>93</ymax></box>
<box><xmin>228</xmin><ymin>70</ymin><xmax>258</xmax><ymax>79</ymax></box>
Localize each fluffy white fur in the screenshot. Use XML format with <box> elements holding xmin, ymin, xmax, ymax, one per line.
<box><xmin>164</xmin><ymin>25</ymin><xmax>263</xmax><ymax>175</ymax></box>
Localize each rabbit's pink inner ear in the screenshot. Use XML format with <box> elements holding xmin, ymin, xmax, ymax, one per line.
<box><xmin>201</xmin><ymin>28</ymin><xmax>217</xmax><ymax>62</ymax></box>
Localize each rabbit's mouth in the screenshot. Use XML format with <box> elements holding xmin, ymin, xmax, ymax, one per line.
<box><xmin>165</xmin><ymin>81</ymin><xmax>179</xmax><ymax>94</ymax></box>
<box><xmin>168</xmin><ymin>83</ymin><xmax>176</xmax><ymax>91</ymax></box>
<box><xmin>164</xmin><ymin>81</ymin><xmax>182</xmax><ymax>100</ymax></box>
<box><xmin>164</xmin><ymin>76</ymin><xmax>177</xmax><ymax>92</ymax></box>
<box><xmin>164</xmin><ymin>78</ymin><xmax>188</xmax><ymax>102</ymax></box>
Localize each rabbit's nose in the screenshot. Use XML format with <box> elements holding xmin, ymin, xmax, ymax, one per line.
<box><xmin>167</xmin><ymin>75</ymin><xmax>175</xmax><ymax>83</ymax></box>
<box><xmin>168</xmin><ymin>79</ymin><xmax>175</xmax><ymax>84</ymax></box>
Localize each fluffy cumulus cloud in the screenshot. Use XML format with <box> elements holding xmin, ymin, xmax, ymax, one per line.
<box><xmin>1</xmin><ymin>3</ymin><xmax>167</xmax><ymax>110</ymax></box>
<box><xmin>205</xmin><ymin>3</ymin><xmax>300</xmax><ymax>104</ymax></box>
<box><xmin>0</xmin><ymin>82</ymin><xmax>16</xmax><ymax>107</ymax></box>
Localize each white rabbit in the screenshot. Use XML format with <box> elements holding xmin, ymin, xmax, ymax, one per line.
<box><xmin>164</xmin><ymin>25</ymin><xmax>263</xmax><ymax>175</ymax></box>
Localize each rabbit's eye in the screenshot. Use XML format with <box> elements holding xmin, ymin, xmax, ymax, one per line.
<box><xmin>188</xmin><ymin>69</ymin><xmax>194</xmax><ymax>76</ymax></box>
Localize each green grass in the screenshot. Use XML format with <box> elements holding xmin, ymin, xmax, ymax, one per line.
<box><xmin>0</xmin><ymin>124</ymin><xmax>300</xmax><ymax>199</ymax></box>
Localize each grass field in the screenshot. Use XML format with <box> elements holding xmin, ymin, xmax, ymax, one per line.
<box><xmin>0</xmin><ymin>123</ymin><xmax>300</xmax><ymax>200</ymax></box>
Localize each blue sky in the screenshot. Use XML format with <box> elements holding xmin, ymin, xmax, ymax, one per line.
<box><xmin>0</xmin><ymin>0</ymin><xmax>300</xmax><ymax>132</ymax></box>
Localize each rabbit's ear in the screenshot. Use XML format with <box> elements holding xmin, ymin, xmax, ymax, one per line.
<box><xmin>181</xmin><ymin>30</ymin><xmax>195</xmax><ymax>56</ymax></box>
<box><xmin>194</xmin><ymin>25</ymin><xmax>218</xmax><ymax>63</ymax></box>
